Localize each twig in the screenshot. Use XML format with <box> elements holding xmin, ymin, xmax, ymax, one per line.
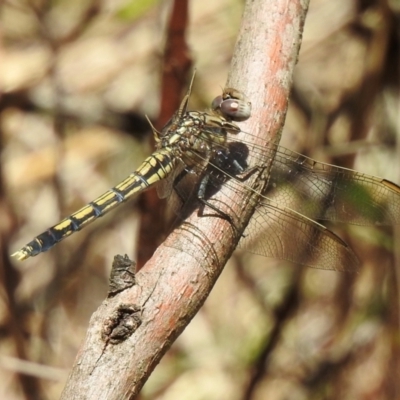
<box><xmin>136</xmin><ymin>0</ymin><xmax>192</xmax><ymax>269</ymax></box>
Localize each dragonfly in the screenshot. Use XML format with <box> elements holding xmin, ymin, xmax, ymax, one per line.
<box><xmin>12</xmin><ymin>73</ymin><xmax>400</xmax><ymax>272</ymax></box>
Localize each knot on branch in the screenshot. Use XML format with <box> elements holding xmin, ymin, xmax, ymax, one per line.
<box><xmin>102</xmin><ymin>304</ymin><xmax>142</xmax><ymax>345</ymax></box>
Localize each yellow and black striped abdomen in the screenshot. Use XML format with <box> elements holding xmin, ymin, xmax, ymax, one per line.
<box><xmin>12</xmin><ymin>149</ymin><xmax>176</xmax><ymax>260</ymax></box>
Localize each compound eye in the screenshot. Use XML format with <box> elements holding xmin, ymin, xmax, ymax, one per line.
<box><xmin>219</xmin><ymin>98</ymin><xmax>252</xmax><ymax>121</ymax></box>
<box><xmin>211</xmin><ymin>95</ymin><xmax>223</xmax><ymax>111</ymax></box>
<box><xmin>222</xmin><ymin>88</ymin><xmax>248</xmax><ymax>102</ymax></box>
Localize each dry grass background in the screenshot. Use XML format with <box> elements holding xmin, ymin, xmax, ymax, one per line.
<box><xmin>1</xmin><ymin>0</ymin><xmax>399</xmax><ymax>399</ymax></box>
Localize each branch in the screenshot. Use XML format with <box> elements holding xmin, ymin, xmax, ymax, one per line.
<box><xmin>137</xmin><ymin>0</ymin><xmax>192</xmax><ymax>268</ymax></box>
<box><xmin>60</xmin><ymin>0</ymin><xmax>310</xmax><ymax>398</ymax></box>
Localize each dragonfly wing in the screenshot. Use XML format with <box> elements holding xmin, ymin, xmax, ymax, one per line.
<box><xmin>171</xmin><ymin>140</ymin><xmax>360</xmax><ymax>272</ymax></box>
<box><xmin>156</xmin><ymin>160</ymin><xmax>186</xmax><ymax>199</ymax></box>
<box><xmin>237</xmin><ymin>199</ymin><xmax>360</xmax><ymax>272</ymax></box>
<box><xmin>264</xmin><ymin>145</ymin><xmax>400</xmax><ymax>226</ymax></box>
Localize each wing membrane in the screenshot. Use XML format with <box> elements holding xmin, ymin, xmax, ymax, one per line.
<box><xmin>195</xmin><ymin>124</ymin><xmax>400</xmax><ymax>226</ymax></box>
<box><xmin>175</xmin><ymin>123</ymin><xmax>400</xmax><ymax>271</ymax></box>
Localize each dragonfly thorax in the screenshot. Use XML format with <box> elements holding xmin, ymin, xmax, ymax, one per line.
<box><xmin>157</xmin><ymin>110</ymin><xmax>239</xmax><ymax>170</ymax></box>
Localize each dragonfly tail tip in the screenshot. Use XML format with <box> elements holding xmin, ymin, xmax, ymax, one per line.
<box><xmin>11</xmin><ymin>250</ymin><xmax>29</xmax><ymax>261</ymax></box>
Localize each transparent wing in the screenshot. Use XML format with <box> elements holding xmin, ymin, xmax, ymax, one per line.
<box><xmin>238</xmin><ymin>199</ymin><xmax>359</xmax><ymax>272</ymax></box>
<box><xmin>195</xmin><ymin>123</ymin><xmax>400</xmax><ymax>226</ymax></box>
<box><xmin>171</xmin><ymin>122</ymin><xmax>400</xmax><ymax>271</ymax></box>
<box><xmin>239</xmin><ymin>139</ymin><xmax>400</xmax><ymax>226</ymax></box>
<box><xmin>156</xmin><ymin>160</ymin><xmax>186</xmax><ymax>199</ymax></box>
<box><xmin>267</xmin><ymin>144</ymin><xmax>400</xmax><ymax>225</ymax></box>
<box><xmin>182</xmin><ymin>161</ymin><xmax>360</xmax><ymax>271</ymax></box>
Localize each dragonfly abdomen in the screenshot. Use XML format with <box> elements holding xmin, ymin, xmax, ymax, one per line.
<box><xmin>12</xmin><ymin>149</ymin><xmax>176</xmax><ymax>260</ymax></box>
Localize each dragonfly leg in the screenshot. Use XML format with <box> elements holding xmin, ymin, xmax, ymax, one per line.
<box><xmin>232</xmin><ymin>165</ymin><xmax>264</xmax><ymax>183</ymax></box>
<box><xmin>197</xmin><ymin>173</ymin><xmax>241</xmax><ymax>236</ymax></box>
<box><xmin>172</xmin><ymin>168</ymin><xmax>197</xmax><ymax>205</ymax></box>
<box><xmin>198</xmin><ymin>197</ymin><xmax>240</xmax><ymax>236</ymax></box>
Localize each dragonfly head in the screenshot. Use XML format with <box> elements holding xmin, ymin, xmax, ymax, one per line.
<box><xmin>212</xmin><ymin>88</ymin><xmax>252</xmax><ymax>122</ymax></box>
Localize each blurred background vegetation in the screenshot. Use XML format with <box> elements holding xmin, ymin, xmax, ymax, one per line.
<box><xmin>1</xmin><ymin>0</ymin><xmax>399</xmax><ymax>399</ymax></box>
